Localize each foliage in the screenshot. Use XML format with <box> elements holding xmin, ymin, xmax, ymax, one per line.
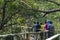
<box><xmin>0</xmin><ymin>0</ymin><xmax>60</xmax><ymax>34</ymax></box>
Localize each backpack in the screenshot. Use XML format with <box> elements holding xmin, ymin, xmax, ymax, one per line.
<box><xmin>48</xmin><ymin>24</ymin><xmax>54</xmax><ymax>31</ymax></box>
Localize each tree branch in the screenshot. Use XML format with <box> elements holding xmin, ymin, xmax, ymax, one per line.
<box><xmin>45</xmin><ymin>0</ymin><xmax>60</xmax><ymax>6</ymax></box>
<box><xmin>21</xmin><ymin>1</ymin><xmax>32</xmax><ymax>8</ymax></box>
<box><xmin>20</xmin><ymin>0</ymin><xmax>60</xmax><ymax>17</ymax></box>
<box><xmin>25</xmin><ymin>8</ymin><xmax>60</xmax><ymax>13</ymax></box>
<box><xmin>27</xmin><ymin>8</ymin><xmax>60</xmax><ymax>17</ymax></box>
<box><xmin>2</xmin><ymin>0</ymin><xmax>60</xmax><ymax>27</ymax></box>
<box><xmin>3</xmin><ymin>9</ymin><xmax>21</xmax><ymax>27</ymax></box>
<box><xmin>0</xmin><ymin>1</ymin><xmax>7</xmax><ymax>29</ymax></box>
<box><xmin>0</xmin><ymin>0</ymin><xmax>16</xmax><ymax>30</ymax></box>
<box><xmin>5</xmin><ymin>0</ymin><xmax>15</xmax><ymax>2</ymax></box>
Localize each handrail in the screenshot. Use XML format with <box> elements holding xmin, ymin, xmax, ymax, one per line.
<box><xmin>0</xmin><ymin>30</ymin><xmax>48</xmax><ymax>37</ymax></box>
<box><xmin>0</xmin><ymin>32</ymin><xmax>42</xmax><ymax>37</ymax></box>
<box><xmin>0</xmin><ymin>31</ymin><xmax>48</xmax><ymax>40</ymax></box>
<box><xmin>46</xmin><ymin>34</ymin><xmax>60</xmax><ymax>40</ymax></box>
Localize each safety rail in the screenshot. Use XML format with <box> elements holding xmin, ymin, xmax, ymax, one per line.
<box><xmin>46</xmin><ymin>34</ymin><xmax>60</xmax><ymax>40</ymax></box>
<box><xmin>0</xmin><ymin>31</ymin><xmax>48</xmax><ymax>40</ymax></box>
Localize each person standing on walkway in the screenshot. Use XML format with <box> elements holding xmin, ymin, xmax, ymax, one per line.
<box><xmin>32</xmin><ymin>22</ymin><xmax>37</xmax><ymax>40</ymax></box>
<box><xmin>36</xmin><ymin>22</ymin><xmax>41</xmax><ymax>40</ymax></box>
<box><xmin>48</xmin><ymin>21</ymin><xmax>54</xmax><ymax>38</ymax></box>
<box><xmin>40</xmin><ymin>23</ymin><xmax>44</xmax><ymax>40</ymax></box>
<box><xmin>44</xmin><ymin>20</ymin><xmax>54</xmax><ymax>38</ymax></box>
<box><xmin>44</xmin><ymin>20</ymin><xmax>49</xmax><ymax>39</ymax></box>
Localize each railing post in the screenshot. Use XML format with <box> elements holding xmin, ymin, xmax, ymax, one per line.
<box><xmin>19</xmin><ymin>35</ymin><xmax>22</xmax><ymax>40</ymax></box>
<box><xmin>58</xmin><ymin>35</ymin><xmax>60</xmax><ymax>40</ymax></box>
<box><xmin>26</xmin><ymin>33</ymin><xmax>29</xmax><ymax>40</ymax></box>
<box><xmin>5</xmin><ymin>35</ymin><xmax>14</xmax><ymax>40</ymax></box>
<box><xmin>13</xmin><ymin>36</ymin><xmax>17</xmax><ymax>40</ymax></box>
<box><xmin>0</xmin><ymin>38</ymin><xmax>3</xmax><ymax>40</ymax></box>
<box><xmin>23</xmin><ymin>33</ymin><xmax>26</xmax><ymax>40</ymax></box>
<box><xmin>36</xmin><ymin>32</ymin><xmax>39</xmax><ymax>40</ymax></box>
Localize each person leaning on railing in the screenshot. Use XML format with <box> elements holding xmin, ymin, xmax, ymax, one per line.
<box><xmin>44</xmin><ymin>20</ymin><xmax>49</xmax><ymax>39</ymax></box>
<box><xmin>44</xmin><ymin>20</ymin><xmax>55</xmax><ymax>38</ymax></box>
<box><xmin>32</xmin><ymin>22</ymin><xmax>37</xmax><ymax>40</ymax></box>
<box><xmin>40</xmin><ymin>23</ymin><xmax>44</xmax><ymax>40</ymax></box>
<box><xmin>35</xmin><ymin>22</ymin><xmax>41</xmax><ymax>40</ymax></box>
<box><xmin>32</xmin><ymin>22</ymin><xmax>41</xmax><ymax>40</ymax></box>
<box><xmin>48</xmin><ymin>21</ymin><xmax>55</xmax><ymax>38</ymax></box>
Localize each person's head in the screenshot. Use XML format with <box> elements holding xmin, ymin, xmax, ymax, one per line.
<box><xmin>45</xmin><ymin>19</ymin><xmax>51</xmax><ymax>23</ymax></box>
<box><xmin>34</xmin><ymin>22</ymin><xmax>36</xmax><ymax>24</ymax></box>
<box><xmin>40</xmin><ymin>23</ymin><xmax>43</xmax><ymax>25</ymax></box>
<box><xmin>37</xmin><ymin>22</ymin><xmax>39</xmax><ymax>24</ymax></box>
<box><xmin>50</xmin><ymin>21</ymin><xmax>53</xmax><ymax>24</ymax></box>
<box><xmin>45</xmin><ymin>20</ymin><xmax>46</xmax><ymax>23</ymax></box>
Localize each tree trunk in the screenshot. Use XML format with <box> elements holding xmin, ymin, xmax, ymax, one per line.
<box><xmin>0</xmin><ymin>1</ymin><xmax>7</xmax><ymax>30</ymax></box>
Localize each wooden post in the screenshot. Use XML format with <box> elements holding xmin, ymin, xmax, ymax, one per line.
<box><xmin>13</xmin><ymin>36</ymin><xmax>17</xmax><ymax>40</ymax></box>
<box><xmin>5</xmin><ymin>35</ymin><xmax>14</xmax><ymax>40</ymax></box>
<box><xmin>26</xmin><ymin>33</ymin><xmax>30</xmax><ymax>40</ymax></box>
<box><xmin>0</xmin><ymin>38</ymin><xmax>3</xmax><ymax>40</ymax></box>
<box><xmin>36</xmin><ymin>32</ymin><xmax>39</xmax><ymax>40</ymax></box>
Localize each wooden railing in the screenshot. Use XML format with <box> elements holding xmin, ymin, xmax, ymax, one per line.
<box><xmin>0</xmin><ymin>31</ymin><xmax>48</xmax><ymax>40</ymax></box>
<box><xmin>46</xmin><ymin>34</ymin><xmax>60</xmax><ymax>40</ymax></box>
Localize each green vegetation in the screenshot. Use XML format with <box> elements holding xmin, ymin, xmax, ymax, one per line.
<box><xmin>0</xmin><ymin>0</ymin><xmax>60</xmax><ymax>34</ymax></box>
